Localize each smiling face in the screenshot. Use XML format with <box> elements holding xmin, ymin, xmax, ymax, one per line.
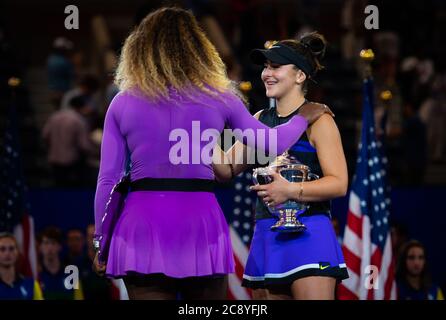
<box><xmin>261</xmin><ymin>61</ymin><xmax>306</xmax><ymax>99</ymax></box>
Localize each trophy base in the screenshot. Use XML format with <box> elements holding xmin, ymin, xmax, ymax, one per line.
<box><xmin>270</xmin><ymin>209</ymin><xmax>307</xmax><ymax>233</ymax></box>
<box><xmin>270</xmin><ymin>221</ymin><xmax>307</xmax><ymax>233</ymax></box>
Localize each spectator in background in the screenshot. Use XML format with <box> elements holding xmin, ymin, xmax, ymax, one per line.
<box><xmin>396</xmin><ymin>240</ymin><xmax>444</xmax><ymax>300</ymax></box>
<box><xmin>42</xmin><ymin>95</ymin><xmax>94</xmax><ymax>188</ymax></box>
<box><xmin>104</xmin><ymin>49</ymin><xmax>120</xmax><ymax>107</ymax></box>
<box><xmin>374</xmin><ymin>57</ymin><xmax>404</xmax><ymax>140</ymax></box>
<box><xmin>47</xmin><ymin>37</ymin><xmax>75</xmax><ymax>107</ymax></box>
<box><xmin>38</xmin><ymin>227</ymin><xmax>83</xmax><ymax>300</ymax></box>
<box><xmin>0</xmin><ymin>233</ymin><xmax>43</xmax><ymax>300</ymax></box>
<box><xmin>61</xmin><ymin>74</ymin><xmax>101</xmax><ymax>113</ymax></box>
<box><xmin>64</xmin><ymin>229</ymin><xmax>89</xmax><ymax>273</ymax></box>
<box><xmin>399</xmin><ymin>54</ymin><xmax>435</xmax><ymax>112</ymax></box>
<box><xmin>418</xmin><ymin>73</ymin><xmax>446</xmax><ymax>164</ymax></box>
<box><xmin>340</xmin><ymin>0</ymin><xmax>367</xmax><ymax>61</ymax></box>
<box><xmin>61</xmin><ymin>75</ymin><xmax>102</xmax><ymax>149</ymax></box>
<box><xmin>401</xmin><ymin>103</ymin><xmax>427</xmax><ymax>185</ymax></box>
<box><xmin>105</xmin><ymin>77</ymin><xmax>119</xmax><ymax>107</ymax></box>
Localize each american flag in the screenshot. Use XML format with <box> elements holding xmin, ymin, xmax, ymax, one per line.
<box><xmin>225</xmin><ymin>171</ymin><xmax>256</xmax><ymax>300</ymax></box>
<box><xmin>0</xmin><ymin>86</ymin><xmax>37</xmax><ymax>278</ymax></box>
<box><xmin>338</xmin><ymin>77</ymin><xmax>397</xmax><ymax>300</ymax></box>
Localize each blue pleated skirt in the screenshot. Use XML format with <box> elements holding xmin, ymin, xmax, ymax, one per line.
<box><xmin>242</xmin><ymin>213</ymin><xmax>349</xmax><ymax>289</ymax></box>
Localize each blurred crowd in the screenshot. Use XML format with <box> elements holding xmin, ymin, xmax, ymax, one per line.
<box><xmin>0</xmin><ymin>227</ymin><xmax>121</xmax><ymax>300</ymax></box>
<box><xmin>1</xmin><ymin>222</ymin><xmax>443</xmax><ymax>300</ymax></box>
<box><xmin>32</xmin><ymin>0</ymin><xmax>446</xmax><ymax>188</ymax></box>
<box><xmin>0</xmin><ymin>0</ymin><xmax>445</xmax><ymax>188</ymax></box>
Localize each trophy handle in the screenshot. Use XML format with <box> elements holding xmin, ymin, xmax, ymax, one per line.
<box><xmin>278</xmin><ymin>167</ymin><xmax>305</xmax><ymax>182</ymax></box>
<box><xmin>308</xmin><ymin>172</ymin><xmax>319</xmax><ymax>181</ymax></box>
<box><xmin>252</xmin><ymin>172</ymin><xmax>259</xmax><ymax>185</ymax></box>
<box><xmin>252</xmin><ymin>168</ymin><xmax>274</xmax><ymax>185</ymax></box>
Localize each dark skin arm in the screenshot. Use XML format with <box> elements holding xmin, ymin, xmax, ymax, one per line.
<box><xmin>93</xmin><ymin>253</ymin><xmax>106</xmax><ymax>276</ymax></box>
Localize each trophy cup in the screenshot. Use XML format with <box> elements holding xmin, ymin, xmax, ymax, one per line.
<box><xmin>252</xmin><ymin>166</ymin><xmax>274</xmax><ymax>186</ymax></box>
<box><xmin>252</xmin><ymin>152</ymin><xmax>319</xmax><ymax>233</ymax></box>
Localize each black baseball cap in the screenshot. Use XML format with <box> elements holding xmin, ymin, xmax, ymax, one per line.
<box><xmin>250</xmin><ymin>43</ymin><xmax>314</xmax><ymax>78</ymax></box>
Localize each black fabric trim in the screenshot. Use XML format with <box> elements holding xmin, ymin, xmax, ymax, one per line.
<box><xmin>130</xmin><ymin>178</ymin><xmax>215</xmax><ymax>192</ymax></box>
<box><xmin>242</xmin><ymin>266</ymin><xmax>349</xmax><ymax>289</ymax></box>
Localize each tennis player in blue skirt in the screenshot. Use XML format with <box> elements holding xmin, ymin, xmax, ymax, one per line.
<box><xmin>213</xmin><ymin>32</ymin><xmax>349</xmax><ymax>299</ymax></box>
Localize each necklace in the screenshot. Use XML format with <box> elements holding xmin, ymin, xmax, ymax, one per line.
<box><xmin>276</xmin><ymin>99</ymin><xmax>307</xmax><ymax>118</ymax></box>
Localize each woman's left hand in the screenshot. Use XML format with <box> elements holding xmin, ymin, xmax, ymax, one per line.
<box><xmin>93</xmin><ymin>252</ymin><xmax>107</xmax><ymax>277</ymax></box>
<box><xmin>250</xmin><ymin>172</ymin><xmax>292</xmax><ymax>206</ymax></box>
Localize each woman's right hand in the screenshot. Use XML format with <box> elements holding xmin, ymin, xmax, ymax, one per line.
<box><xmin>299</xmin><ymin>102</ymin><xmax>335</xmax><ymax>125</ymax></box>
<box><xmin>93</xmin><ymin>252</ymin><xmax>107</xmax><ymax>277</ymax></box>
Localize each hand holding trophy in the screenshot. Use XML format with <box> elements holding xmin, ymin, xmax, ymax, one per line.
<box><xmin>252</xmin><ymin>151</ymin><xmax>319</xmax><ymax>233</ymax></box>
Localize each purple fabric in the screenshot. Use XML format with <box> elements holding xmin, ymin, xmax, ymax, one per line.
<box><xmin>96</xmin><ymin>174</ymin><xmax>130</xmax><ymax>264</ymax></box>
<box><xmin>105</xmin><ymin>191</ymin><xmax>234</xmax><ymax>277</ymax></box>
<box><xmin>94</xmin><ymin>88</ymin><xmax>308</xmax><ymax>277</ymax></box>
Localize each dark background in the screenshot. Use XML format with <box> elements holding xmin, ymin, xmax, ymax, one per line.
<box><xmin>1</xmin><ymin>0</ymin><xmax>445</xmax><ymax>294</ymax></box>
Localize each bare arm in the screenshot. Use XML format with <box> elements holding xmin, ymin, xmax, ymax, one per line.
<box><xmin>291</xmin><ymin>113</ymin><xmax>348</xmax><ymax>201</ymax></box>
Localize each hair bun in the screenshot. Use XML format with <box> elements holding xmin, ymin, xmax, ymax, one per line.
<box><xmin>300</xmin><ymin>32</ymin><xmax>327</xmax><ymax>60</ymax></box>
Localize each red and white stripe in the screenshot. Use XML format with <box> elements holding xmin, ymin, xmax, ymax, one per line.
<box><xmin>338</xmin><ymin>192</ymin><xmax>397</xmax><ymax>300</ymax></box>
<box><xmin>111</xmin><ymin>279</ymin><xmax>129</xmax><ymax>300</ymax></box>
<box><xmin>13</xmin><ymin>214</ymin><xmax>38</xmax><ymax>278</ymax></box>
<box><xmin>228</xmin><ymin>226</ymin><xmax>252</xmax><ymax>300</ymax></box>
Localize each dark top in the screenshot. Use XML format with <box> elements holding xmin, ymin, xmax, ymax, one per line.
<box><xmin>39</xmin><ymin>265</ymin><xmax>76</xmax><ymax>300</ymax></box>
<box><xmin>397</xmin><ymin>280</ymin><xmax>444</xmax><ymax>300</ymax></box>
<box><xmin>255</xmin><ymin>105</ymin><xmax>331</xmax><ymax>220</ymax></box>
<box><xmin>0</xmin><ymin>275</ymin><xmax>35</xmax><ymax>300</ymax></box>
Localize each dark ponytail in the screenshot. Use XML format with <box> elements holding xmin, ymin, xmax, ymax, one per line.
<box><xmin>278</xmin><ymin>32</ymin><xmax>327</xmax><ymax>94</ymax></box>
<box><xmin>279</xmin><ymin>31</ymin><xmax>327</xmax><ymax>78</ymax></box>
<box><xmin>299</xmin><ymin>32</ymin><xmax>327</xmax><ymax>74</ymax></box>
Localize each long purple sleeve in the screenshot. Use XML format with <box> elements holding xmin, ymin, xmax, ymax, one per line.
<box><xmin>94</xmin><ymin>94</ymin><xmax>128</xmax><ymax>234</ymax></box>
<box><xmin>221</xmin><ymin>92</ymin><xmax>308</xmax><ymax>154</ymax></box>
<box><xmin>94</xmin><ymin>90</ymin><xmax>308</xmax><ymax>235</ymax></box>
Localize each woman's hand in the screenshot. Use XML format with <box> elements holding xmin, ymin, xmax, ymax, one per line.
<box><xmin>250</xmin><ymin>171</ymin><xmax>293</xmax><ymax>206</ymax></box>
<box><xmin>93</xmin><ymin>252</ymin><xmax>107</xmax><ymax>277</ymax></box>
<box><xmin>299</xmin><ymin>102</ymin><xmax>335</xmax><ymax>125</ymax></box>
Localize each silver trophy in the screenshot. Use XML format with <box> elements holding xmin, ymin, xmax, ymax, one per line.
<box><xmin>252</xmin><ymin>151</ymin><xmax>319</xmax><ymax>233</ymax></box>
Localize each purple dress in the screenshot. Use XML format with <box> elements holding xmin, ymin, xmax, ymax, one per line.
<box><xmin>95</xmin><ymin>88</ymin><xmax>308</xmax><ymax>278</ymax></box>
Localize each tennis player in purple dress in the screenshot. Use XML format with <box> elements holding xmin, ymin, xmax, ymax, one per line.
<box><xmin>93</xmin><ymin>7</ymin><xmax>330</xmax><ymax>300</ymax></box>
